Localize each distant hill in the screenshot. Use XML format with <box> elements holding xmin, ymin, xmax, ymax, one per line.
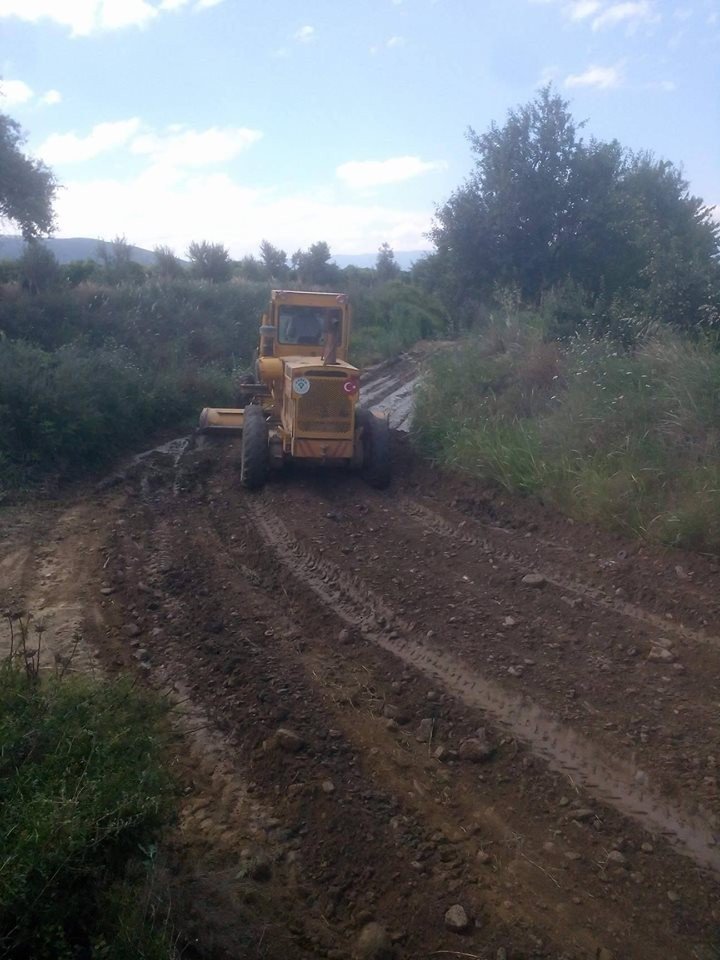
<box><xmin>0</xmin><ymin>236</ymin><xmax>430</xmax><ymax>271</ymax></box>
<box><xmin>333</xmin><ymin>250</ymin><xmax>428</xmax><ymax>270</ymax></box>
<box><xmin>0</xmin><ymin>236</ymin><xmax>158</xmax><ymax>266</ymax></box>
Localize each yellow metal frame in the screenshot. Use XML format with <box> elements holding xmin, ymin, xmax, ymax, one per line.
<box><xmin>200</xmin><ymin>289</ymin><xmax>361</xmax><ymax>464</ymax></box>
<box><xmin>268</xmin><ymin>289</ymin><xmax>352</xmax><ymax>362</ymax></box>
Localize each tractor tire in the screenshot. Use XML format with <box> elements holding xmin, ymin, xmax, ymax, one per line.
<box><xmin>356</xmin><ymin>408</ymin><xmax>391</xmax><ymax>490</ymax></box>
<box><xmin>240</xmin><ymin>405</ymin><xmax>269</xmax><ymax>490</ymax></box>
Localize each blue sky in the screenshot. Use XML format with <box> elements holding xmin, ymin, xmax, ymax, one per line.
<box><xmin>1</xmin><ymin>0</ymin><xmax>718</xmax><ymax>259</ymax></box>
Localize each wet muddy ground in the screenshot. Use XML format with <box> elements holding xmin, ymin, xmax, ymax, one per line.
<box><xmin>1</xmin><ymin>349</ymin><xmax>719</xmax><ymax>959</ymax></box>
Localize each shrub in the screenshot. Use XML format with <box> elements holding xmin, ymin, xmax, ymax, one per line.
<box><xmin>0</xmin><ymin>340</ymin><xmax>235</xmax><ymax>483</ymax></box>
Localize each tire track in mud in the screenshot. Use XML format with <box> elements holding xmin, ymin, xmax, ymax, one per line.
<box><xmin>248</xmin><ymin>497</ymin><xmax>720</xmax><ymax>878</ymax></box>
<box><xmin>402</xmin><ymin>498</ymin><xmax>720</xmax><ymax>651</ymax></box>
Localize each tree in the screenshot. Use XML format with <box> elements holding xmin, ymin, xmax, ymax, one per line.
<box><xmin>376</xmin><ymin>242</ymin><xmax>401</xmax><ymax>282</ymax></box>
<box><xmin>0</xmin><ymin>112</ymin><xmax>57</xmax><ymax>240</ymax></box>
<box><xmin>291</xmin><ymin>241</ymin><xmax>340</xmax><ymax>287</ymax></box>
<box><xmin>259</xmin><ymin>240</ymin><xmax>289</xmax><ymax>280</ymax></box>
<box><xmin>235</xmin><ymin>254</ymin><xmax>267</xmax><ymax>282</ymax></box>
<box><xmin>18</xmin><ymin>241</ymin><xmax>59</xmax><ymax>294</ymax></box>
<box><xmin>431</xmin><ymin>86</ymin><xmax>720</xmax><ymax>331</ymax></box>
<box><xmin>432</xmin><ymin>86</ymin><xmax>583</xmax><ymax>301</ymax></box>
<box><xmin>187</xmin><ymin>241</ymin><xmax>232</xmax><ymax>283</ymax></box>
<box><xmin>97</xmin><ymin>235</ymin><xmax>145</xmax><ymax>285</ymax></box>
<box><xmin>153</xmin><ymin>244</ymin><xmax>184</xmax><ymax>280</ymax></box>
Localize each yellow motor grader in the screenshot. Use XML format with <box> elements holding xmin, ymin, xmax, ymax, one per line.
<box><xmin>199</xmin><ymin>289</ymin><xmax>390</xmax><ymax>490</ymax></box>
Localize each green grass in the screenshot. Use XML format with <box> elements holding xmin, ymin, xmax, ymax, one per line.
<box><xmin>0</xmin><ymin>620</ymin><xmax>178</xmax><ymax>959</ymax></box>
<box><xmin>413</xmin><ymin>324</ymin><xmax>720</xmax><ymax>553</ymax></box>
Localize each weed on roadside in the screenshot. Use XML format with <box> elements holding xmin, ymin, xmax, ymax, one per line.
<box><xmin>412</xmin><ymin>324</ymin><xmax>720</xmax><ymax>554</ymax></box>
<box><xmin>0</xmin><ymin>612</ymin><xmax>179</xmax><ymax>959</ymax></box>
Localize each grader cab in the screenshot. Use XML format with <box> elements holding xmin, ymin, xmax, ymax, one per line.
<box><xmin>199</xmin><ymin>290</ymin><xmax>390</xmax><ymax>490</ymax></box>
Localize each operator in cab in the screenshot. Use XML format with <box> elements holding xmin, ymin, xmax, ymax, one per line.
<box><xmin>280</xmin><ymin>309</ymin><xmax>323</xmax><ymax>345</ymax></box>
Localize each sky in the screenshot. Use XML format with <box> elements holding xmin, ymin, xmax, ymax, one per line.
<box><xmin>1</xmin><ymin>0</ymin><xmax>719</xmax><ymax>260</ymax></box>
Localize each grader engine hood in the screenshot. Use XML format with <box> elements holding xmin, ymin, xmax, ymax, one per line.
<box><xmin>283</xmin><ymin>358</ymin><xmax>360</xmax><ymax>458</ymax></box>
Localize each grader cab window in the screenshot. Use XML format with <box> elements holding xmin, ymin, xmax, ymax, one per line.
<box><xmin>278</xmin><ymin>307</ymin><xmax>341</xmax><ymax>346</ymax></box>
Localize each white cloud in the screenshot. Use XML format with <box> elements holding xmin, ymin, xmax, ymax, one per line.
<box><xmin>294</xmin><ymin>24</ymin><xmax>315</xmax><ymax>43</ymax></box>
<box><xmin>336</xmin><ymin>156</ymin><xmax>445</xmax><ymax>190</ymax></box>
<box><xmin>564</xmin><ymin>63</ymin><xmax>623</xmax><ymax>88</ymax></box>
<box><xmin>0</xmin><ymin>0</ymin><xmax>156</xmax><ymax>35</ymax></box>
<box><xmin>52</xmin><ymin>169</ymin><xmax>433</xmax><ymax>257</ymax></box>
<box><xmin>98</xmin><ymin>0</ymin><xmax>158</xmax><ymax>31</ymax></box>
<box><xmin>592</xmin><ymin>1</ymin><xmax>657</xmax><ymax>30</ymax></box>
<box><xmin>37</xmin><ymin>118</ymin><xmax>142</xmax><ymax>164</ymax></box>
<box><xmin>0</xmin><ymin>0</ymin><xmax>220</xmax><ymax>35</ymax></box>
<box><xmin>533</xmin><ymin>0</ymin><xmax>659</xmax><ymax>30</ymax></box>
<box><xmin>130</xmin><ymin>125</ymin><xmax>262</xmax><ymax>168</ymax></box>
<box><xmin>36</xmin><ymin>119</ymin><xmax>262</xmax><ymax>170</ymax></box>
<box><xmin>566</xmin><ymin>0</ymin><xmax>602</xmax><ymax>19</ymax></box>
<box><xmin>40</xmin><ymin>89</ymin><xmax>62</xmax><ymax>106</ymax></box>
<box><xmin>387</xmin><ymin>35</ymin><xmax>406</xmax><ymax>47</ymax></box>
<box><xmin>0</xmin><ymin>78</ymin><xmax>63</xmax><ymax>108</ymax></box>
<box><xmin>0</xmin><ymin>78</ymin><xmax>33</xmax><ymax>105</ymax></box>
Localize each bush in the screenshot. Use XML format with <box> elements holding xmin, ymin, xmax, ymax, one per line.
<box><xmin>350</xmin><ymin>280</ymin><xmax>448</xmax><ymax>366</ymax></box>
<box><xmin>0</xmin><ymin>629</ymin><xmax>177</xmax><ymax>959</ymax></box>
<box><xmin>413</xmin><ymin>323</ymin><xmax>720</xmax><ymax>553</ymax></box>
<box><xmin>0</xmin><ymin>340</ymin><xmax>235</xmax><ymax>483</ymax></box>
<box><xmin>0</xmin><ymin>278</ymin><xmax>269</xmax><ymax>362</ymax></box>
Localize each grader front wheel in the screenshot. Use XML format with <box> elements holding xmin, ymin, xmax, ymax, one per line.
<box><xmin>356</xmin><ymin>408</ymin><xmax>391</xmax><ymax>490</ymax></box>
<box><xmin>240</xmin><ymin>406</ymin><xmax>269</xmax><ymax>490</ymax></box>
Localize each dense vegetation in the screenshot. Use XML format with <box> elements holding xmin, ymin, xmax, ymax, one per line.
<box><xmin>414</xmin><ymin>321</ymin><xmax>720</xmax><ymax>552</ymax></box>
<box><xmin>0</xmin><ymin>270</ymin><xmax>445</xmax><ymax>490</ymax></box>
<box><xmin>0</xmin><ymin>616</ymin><xmax>177</xmax><ymax>959</ymax></box>
<box><xmin>0</xmin><ymin>167</ymin><xmax>446</xmax><ymax>491</ymax></box>
<box><xmin>411</xmin><ymin>88</ymin><xmax>720</xmax><ymax>553</ymax></box>
<box><xmin>3</xmin><ymin>88</ymin><xmax>720</xmax><ymax>556</ymax></box>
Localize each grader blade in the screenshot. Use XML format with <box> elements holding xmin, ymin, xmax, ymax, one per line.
<box><xmin>198</xmin><ymin>407</ymin><xmax>245</xmax><ymax>433</ymax></box>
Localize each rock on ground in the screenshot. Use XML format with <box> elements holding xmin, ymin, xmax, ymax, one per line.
<box><xmin>444</xmin><ymin>903</ymin><xmax>471</xmax><ymax>932</ymax></box>
<box><xmin>354</xmin><ymin>922</ymin><xmax>392</xmax><ymax>959</ymax></box>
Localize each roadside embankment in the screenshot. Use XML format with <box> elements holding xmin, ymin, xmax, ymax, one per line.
<box><xmin>412</xmin><ymin>324</ymin><xmax>720</xmax><ymax>553</ymax></box>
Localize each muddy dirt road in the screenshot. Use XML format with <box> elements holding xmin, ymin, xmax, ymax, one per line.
<box><xmin>2</xmin><ymin>349</ymin><xmax>720</xmax><ymax>960</ymax></box>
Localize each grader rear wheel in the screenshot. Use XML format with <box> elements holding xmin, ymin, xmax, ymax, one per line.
<box><xmin>240</xmin><ymin>406</ymin><xmax>269</xmax><ymax>490</ymax></box>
